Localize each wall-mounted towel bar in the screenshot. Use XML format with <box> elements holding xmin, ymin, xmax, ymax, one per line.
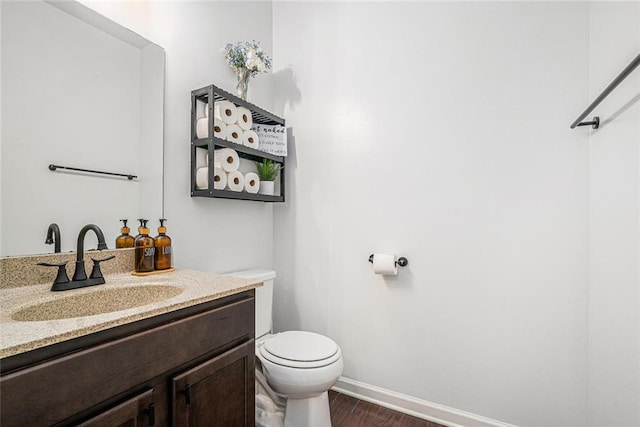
<box><xmin>48</xmin><ymin>164</ymin><xmax>137</xmax><ymax>180</ymax></box>
<box><xmin>571</xmin><ymin>52</ymin><xmax>640</xmax><ymax>130</ymax></box>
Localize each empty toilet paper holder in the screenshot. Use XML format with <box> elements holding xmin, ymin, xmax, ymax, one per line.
<box><xmin>368</xmin><ymin>254</ymin><xmax>408</xmax><ymax>267</ymax></box>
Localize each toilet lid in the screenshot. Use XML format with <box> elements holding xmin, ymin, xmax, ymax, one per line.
<box><xmin>261</xmin><ymin>331</ymin><xmax>340</xmax><ymax>368</ymax></box>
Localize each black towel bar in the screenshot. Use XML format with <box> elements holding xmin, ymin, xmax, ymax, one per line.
<box><xmin>48</xmin><ymin>164</ymin><xmax>137</xmax><ymax>180</ymax></box>
<box><xmin>571</xmin><ymin>52</ymin><xmax>640</xmax><ymax>130</ymax></box>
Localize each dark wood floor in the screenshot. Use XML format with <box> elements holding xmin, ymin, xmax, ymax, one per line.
<box><xmin>328</xmin><ymin>390</ymin><xmax>445</xmax><ymax>427</ymax></box>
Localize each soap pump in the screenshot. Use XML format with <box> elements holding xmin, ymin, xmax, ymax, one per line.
<box><xmin>135</xmin><ymin>218</ymin><xmax>144</xmax><ymax>239</ymax></box>
<box><xmin>154</xmin><ymin>219</ymin><xmax>172</xmax><ymax>270</ymax></box>
<box><xmin>116</xmin><ymin>219</ymin><xmax>135</xmax><ymax>248</ymax></box>
<box><xmin>134</xmin><ymin>219</ymin><xmax>155</xmax><ymax>273</ymax></box>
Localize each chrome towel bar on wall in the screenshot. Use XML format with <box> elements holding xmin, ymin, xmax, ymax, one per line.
<box><xmin>571</xmin><ymin>52</ymin><xmax>640</xmax><ymax>130</ymax></box>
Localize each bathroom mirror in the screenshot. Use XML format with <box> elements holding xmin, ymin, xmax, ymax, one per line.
<box><xmin>0</xmin><ymin>0</ymin><xmax>165</xmax><ymax>257</ymax></box>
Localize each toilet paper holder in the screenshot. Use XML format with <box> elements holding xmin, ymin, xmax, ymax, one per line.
<box><xmin>368</xmin><ymin>254</ymin><xmax>408</xmax><ymax>267</ymax></box>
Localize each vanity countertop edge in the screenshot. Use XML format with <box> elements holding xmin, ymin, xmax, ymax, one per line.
<box><xmin>0</xmin><ymin>269</ymin><xmax>261</xmax><ymax>360</ymax></box>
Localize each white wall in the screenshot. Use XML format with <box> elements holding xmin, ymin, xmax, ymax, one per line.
<box><xmin>139</xmin><ymin>43</ymin><xmax>166</xmax><ymax>220</ymax></box>
<box><xmin>80</xmin><ymin>0</ymin><xmax>276</xmax><ymax>273</ymax></box>
<box><xmin>272</xmin><ymin>3</ymin><xmax>590</xmax><ymax>426</ymax></box>
<box><xmin>588</xmin><ymin>3</ymin><xmax>640</xmax><ymax>426</ymax></box>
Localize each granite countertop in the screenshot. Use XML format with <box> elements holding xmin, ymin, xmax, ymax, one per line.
<box><xmin>0</xmin><ymin>269</ymin><xmax>261</xmax><ymax>359</ymax></box>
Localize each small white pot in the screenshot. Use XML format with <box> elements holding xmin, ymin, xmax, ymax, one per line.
<box><xmin>259</xmin><ymin>181</ymin><xmax>275</xmax><ymax>196</ymax></box>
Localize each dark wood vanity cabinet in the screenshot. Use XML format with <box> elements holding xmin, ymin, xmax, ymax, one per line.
<box><xmin>172</xmin><ymin>340</ymin><xmax>255</xmax><ymax>426</ymax></box>
<box><xmin>0</xmin><ymin>291</ymin><xmax>255</xmax><ymax>427</ymax></box>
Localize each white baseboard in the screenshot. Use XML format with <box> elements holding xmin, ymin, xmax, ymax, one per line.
<box><xmin>332</xmin><ymin>376</ymin><xmax>518</xmax><ymax>427</ymax></box>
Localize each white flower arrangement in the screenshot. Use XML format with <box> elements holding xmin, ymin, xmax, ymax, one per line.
<box><xmin>222</xmin><ymin>40</ymin><xmax>272</xmax><ymax>77</ymax></box>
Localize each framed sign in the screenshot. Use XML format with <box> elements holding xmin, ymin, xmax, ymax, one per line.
<box><xmin>252</xmin><ymin>124</ymin><xmax>287</xmax><ymax>157</ymax></box>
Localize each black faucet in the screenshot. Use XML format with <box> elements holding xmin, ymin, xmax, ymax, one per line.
<box><xmin>45</xmin><ymin>223</ymin><xmax>61</xmax><ymax>253</ymax></box>
<box><xmin>72</xmin><ymin>224</ymin><xmax>109</xmax><ymax>282</ymax></box>
<box><xmin>38</xmin><ymin>224</ymin><xmax>114</xmax><ymax>291</ymax></box>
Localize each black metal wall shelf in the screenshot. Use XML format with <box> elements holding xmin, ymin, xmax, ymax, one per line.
<box><xmin>193</xmin><ymin>137</ymin><xmax>284</xmax><ymax>163</ymax></box>
<box><xmin>190</xmin><ymin>84</ymin><xmax>285</xmax><ymax>202</ymax></box>
<box><xmin>191</xmin><ymin>189</ymin><xmax>283</xmax><ymax>202</ymax></box>
<box><xmin>192</xmin><ymin>84</ymin><xmax>284</xmax><ymax>126</ymax></box>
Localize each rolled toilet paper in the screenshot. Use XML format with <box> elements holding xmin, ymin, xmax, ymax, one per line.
<box><xmin>236</xmin><ymin>106</ymin><xmax>253</xmax><ymax>130</ymax></box>
<box><xmin>196</xmin><ymin>117</ymin><xmax>209</xmax><ymax>139</ymax></box>
<box><xmin>195</xmin><ymin>167</ymin><xmax>208</xmax><ymax>190</ymax></box>
<box><xmin>196</xmin><ymin>167</ymin><xmax>228</xmax><ymax>190</ymax></box>
<box><xmin>244</xmin><ymin>172</ymin><xmax>260</xmax><ymax>194</ymax></box>
<box><xmin>214</xmin><ymin>100</ymin><xmax>237</xmax><ymax>124</ymax></box>
<box><xmin>214</xmin><ymin>148</ymin><xmax>239</xmax><ymax>172</ymax></box>
<box><xmin>226</xmin><ymin>170</ymin><xmax>244</xmax><ymax>192</ymax></box>
<box><xmin>213</xmin><ymin>167</ymin><xmax>227</xmax><ymax>190</ymax></box>
<box><xmin>226</xmin><ymin>124</ymin><xmax>242</xmax><ymax>144</ymax></box>
<box><xmin>242</xmin><ymin>129</ymin><xmax>259</xmax><ymax>149</ymax></box>
<box><xmin>213</xmin><ymin>118</ymin><xmax>227</xmax><ymax>139</ymax></box>
<box><xmin>372</xmin><ymin>253</ymin><xmax>398</xmax><ymax>275</ymax></box>
<box><xmin>195</xmin><ymin>147</ymin><xmax>208</xmax><ymax>169</ymax></box>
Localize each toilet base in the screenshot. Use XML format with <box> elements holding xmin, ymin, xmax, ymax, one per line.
<box><xmin>285</xmin><ymin>391</ymin><xmax>332</xmax><ymax>427</ymax></box>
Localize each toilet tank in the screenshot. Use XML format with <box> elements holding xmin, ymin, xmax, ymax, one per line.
<box><xmin>225</xmin><ymin>269</ymin><xmax>276</xmax><ymax>339</ymax></box>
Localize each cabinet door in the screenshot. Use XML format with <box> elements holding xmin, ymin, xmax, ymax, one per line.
<box><xmin>172</xmin><ymin>340</ymin><xmax>255</xmax><ymax>427</ymax></box>
<box><xmin>77</xmin><ymin>389</ymin><xmax>155</xmax><ymax>427</ymax></box>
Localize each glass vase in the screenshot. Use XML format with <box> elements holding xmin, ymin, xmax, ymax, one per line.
<box><xmin>236</xmin><ymin>69</ymin><xmax>251</xmax><ymax>101</ymax></box>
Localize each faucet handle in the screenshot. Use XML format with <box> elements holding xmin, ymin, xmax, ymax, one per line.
<box><xmin>91</xmin><ymin>255</ymin><xmax>116</xmax><ymax>262</ymax></box>
<box><xmin>37</xmin><ymin>261</ymin><xmax>70</xmax><ymax>285</ymax></box>
<box><xmin>89</xmin><ymin>255</ymin><xmax>116</xmax><ymax>279</ymax></box>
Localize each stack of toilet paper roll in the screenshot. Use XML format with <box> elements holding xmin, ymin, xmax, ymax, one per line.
<box><xmin>195</xmin><ymin>100</ymin><xmax>260</xmax><ymax>150</ymax></box>
<box><xmin>194</xmin><ymin>147</ymin><xmax>261</xmax><ymax>194</ymax></box>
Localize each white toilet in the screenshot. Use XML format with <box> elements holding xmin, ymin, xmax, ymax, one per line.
<box><xmin>227</xmin><ymin>269</ymin><xmax>343</xmax><ymax>427</ymax></box>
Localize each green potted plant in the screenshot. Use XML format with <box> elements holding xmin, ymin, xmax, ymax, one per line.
<box><xmin>255</xmin><ymin>159</ymin><xmax>280</xmax><ymax>195</ymax></box>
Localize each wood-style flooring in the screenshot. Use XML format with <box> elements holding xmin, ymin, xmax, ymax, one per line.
<box><xmin>328</xmin><ymin>390</ymin><xmax>445</xmax><ymax>427</ymax></box>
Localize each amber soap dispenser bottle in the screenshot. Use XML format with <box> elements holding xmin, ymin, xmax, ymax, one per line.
<box><xmin>134</xmin><ymin>219</ymin><xmax>155</xmax><ymax>273</ymax></box>
<box><xmin>116</xmin><ymin>219</ymin><xmax>135</xmax><ymax>248</ymax></box>
<box><xmin>154</xmin><ymin>219</ymin><xmax>172</xmax><ymax>270</ymax></box>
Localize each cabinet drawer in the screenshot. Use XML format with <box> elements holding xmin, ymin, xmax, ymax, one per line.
<box><xmin>0</xmin><ymin>297</ymin><xmax>254</xmax><ymax>426</ymax></box>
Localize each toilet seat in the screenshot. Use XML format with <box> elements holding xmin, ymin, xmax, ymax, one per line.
<box><xmin>259</xmin><ymin>331</ymin><xmax>341</xmax><ymax>369</ymax></box>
